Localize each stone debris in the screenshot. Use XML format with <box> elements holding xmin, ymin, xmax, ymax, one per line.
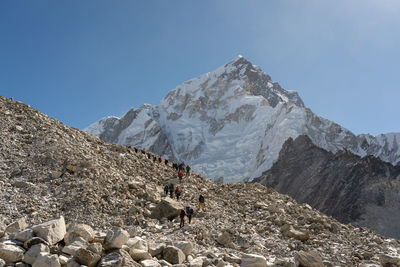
<box><xmin>31</xmin><ymin>216</ymin><xmax>66</xmax><ymax>245</ymax></box>
<box><xmin>1</xmin><ymin>95</ymin><xmax>400</xmax><ymax>266</ymax></box>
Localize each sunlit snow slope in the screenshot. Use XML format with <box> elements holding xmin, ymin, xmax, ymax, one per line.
<box><xmin>85</xmin><ymin>56</ymin><xmax>400</xmax><ymax>182</ymax></box>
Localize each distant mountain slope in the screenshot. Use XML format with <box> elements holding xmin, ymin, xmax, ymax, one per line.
<box><xmin>254</xmin><ymin>135</ymin><xmax>400</xmax><ymax>238</ymax></box>
<box><xmin>85</xmin><ymin>56</ymin><xmax>400</xmax><ymax>182</ymax></box>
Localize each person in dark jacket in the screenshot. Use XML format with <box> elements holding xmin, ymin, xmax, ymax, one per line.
<box><xmin>165</xmin><ymin>159</ymin><xmax>169</xmax><ymax>166</ymax></box>
<box><xmin>164</xmin><ymin>184</ymin><xmax>169</xmax><ymax>196</ymax></box>
<box><xmin>169</xmin><ymin>183</ymin><xmax>174</xmax><ymax>198</ymax></box>
<box><xmin>186</xmin><ymin>206</ymin><xmax>194</xmax><ymax>224</ymax></box>
<box><xmin>179</xmin><ymin>209</ymin><xmax>186</xmax><ymax>228</ymax></box>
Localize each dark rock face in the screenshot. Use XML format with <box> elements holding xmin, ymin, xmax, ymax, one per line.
<box><xmin>254</xmin><ymin>135</ymin><xmax>400</xmax><ymax>238</ymax></box>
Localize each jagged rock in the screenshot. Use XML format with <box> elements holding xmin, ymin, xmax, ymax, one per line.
<box><xmin>0</xmin><ymin>258</ymin><xmax>4</xmax><ymax>267</ymax></box>
<box><xmin>23</xmin><ymin>243</ymin><xmax>50</xmax><ymax>265</ymax></box>
<box><xmin>62</xmin><ymin>237</ymin><xmax>88</xmax><ymax>256</ymax></box>
<box><xmin>189</xmin><ymin>257</ymin><xmax>203</xmax><ymax>267</ymax></box>
<box><xmin>140</xmin><ymin>259</ymin><xmax>162</xmax><ymax>267</ymax></box>
<box><xmin>100</xmin><ymin>249</ymin><xmax>140</xmax><ymax>267</ymax></box>
<box><xmin>5</xmin><ymin>218</ymin><xmax>27</xmax><ymax>234</ymax></box>
<box><xmin>87</xmin><ymin>242</ymin><xmax>103</xmax><ymax>255</ymax></box>
<box><xmin>64</xmin><ymin>223</ymin><xmax>94</xmax><ymax>244</ymax></box>
<box><xmin>31</xmin><ymin>217</ymin><xmax>66</xmax><ymax>245</ymax></box>
<box><xmin>379</xmin><ymin>254</ymin><xmax>400</xmax><ymax>265</ymax></box>
<box><xmin>58</xmin><ymin>254</ymin><xmax>70</xmax><ymax>265</ymax></box>
<box><xmin>24</xmin><ymin>237</ymin><xmax>49</xmax><ymax>249</ymax></box>
<box><xmin>217</xmin><ymin>231</ymin><xmax>232</xmax><ymax>245</ymax></box>
<box><xmin>150</xmin><ymin>198</ymin><xmax>184</xmax><ymax>220</ymax></box>
<box><xmin>73</xmin><ymin>247</ymin><xmax>101</xmax><ymax>267</ymax></box>
<box><xmin>224</xmin><ymin>254</ymin><xmax>241</xmax><ymax>264</ymax></box>
<box><xmin>66</xmin><ymin>258</ymin><xmax>81</xmax><ymax>267</ymax></box>
<box><xmin>0</xmin><ymin>243</ymin><xmax>25</xmax><ymax>263</ymax></box>
<box><xmin>175</xmin><ymin>241</ymin><xmax>193</xmax><ymax>256</ymax></box>
<box><xmin>294</xmin><ymin>251</ymin><xmax>323</xmax><ymax>267</ymax></box>
<box><xmin>104</xmin><ymin>227</ymin><xmax>129</xmax><ymax>250</ymax></box>
<box><xmin>240</xmin><ymin>254</ymin><xmax>267</xmax><ymax>267</ymax></box>
<box><xmin>149</xmin><ymin>243</ymin><xmax>165</xmax><ymax>257</ymax></box>
<box><xmin>127</xmin><ymin>236</ymin><xmax>148</xmax><ymax>251</ymax></box>
<box><xmin>129</xmin><ymin>248</ymin><xmax>152</xmax><ymax>261</ymax></box>
<box><xmin>162</xmin><ymin>246</ymin><xmax>185</xmax><ymax>264</ymax></box>
<box><xmin>283</xmin><ymin>227</ymin><xmax>309</xmax><ymax>241</ymax></box>
<box><xmin>14</xmin><ymin>229</ymin><xmax>34</xmax><ymax>242</ymax></box>
<box><xmin>32</xmin><ymin>252</ymin><xmax>60</xmax><ymax>267</ymax></box>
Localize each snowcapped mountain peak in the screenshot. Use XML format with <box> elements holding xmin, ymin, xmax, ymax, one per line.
<box><xmin>85</xmin><ymin>56</ymin><xmax>400</xmax><ymax>183</ymax></box>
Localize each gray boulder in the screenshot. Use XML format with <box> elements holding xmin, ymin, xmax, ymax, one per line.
<box><xmin>294</xmin><ymin>251</ymin><xmax>323</xmax><ymax>267</ymax></box>
<box><xmin>5</xmin><ymin>218</ymin><xmax>27</xmax><ymax>234</ymax></box>
<box><xmin>240</xmin><ymin>253</ymin><xmax>267</xmax><ymax>267</ymax></box>
<box><xmin>32</xmin><ymin>217</ymin><xmax>66</xmax><ymax>245</ymax></box>
<box><xmin>23</xmin><ymin>243</ymin><xmax>50</xmax><ymax>265</ymax></box>
<box><xmin>129</xmin><ymin>248</ymin><xmax>152</xmax><ymax>261</ymax></box>
<box><xmin>0</xmin><ymin>243</ymin><xmax>25</xmax><ymax>263</ymax></box>
<box><xmin>176</xmin><ymin>241</ymin><xmax>193</xmax><ymax>256</ymax></box>
<box><xmin>98</xmin><ymin>249</ymin><xmax>140</xmax><ymax>267</ymax></box>
<box><xmin>73</xmin><ymin>247</ymin><xmax>101</xmax><ymax>267</ymax></box>
<box><xmin>150</xmin><ymin>199</ymin><xmax>184</xmax><ymax>220</ymax></box>
<box><xmin>32</xmin><ymin>252</ymin><xmax>61</xmax><ymax>267</ymax></box>
<box><xmin>162</xmin><ymin>246</ymin><xmax>185</xmax><ymax>264</ymax></box>
<box><xmin>104</xmin><ymin>227</ymin><xmax>130</xmax><ymax>250</ymax></box>
<box><xmin>64</xmin><ymin>223</ymin><xmax>95</xmax><ymax>245</ymax></box>
<box><xmin>140</xmin><ymin>259</ymin><xmax>162</xmax><ymax>267</ymax></box>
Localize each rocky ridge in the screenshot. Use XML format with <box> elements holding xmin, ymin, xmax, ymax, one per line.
<box><xmin>85</xmin><ymin>56</ymin><xmax>400</xmax><ymax>183</ymax></box>
<box><xmin>253</xmin><ymin>135</ymin><xmax>400</xmax><ymax>239</ymax></box>
<box><xmin>2</xmin><ymin>95</ymin><xmax>400</xmax><ymax>266</ymax></box>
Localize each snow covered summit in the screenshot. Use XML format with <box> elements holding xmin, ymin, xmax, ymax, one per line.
<box><xmin>85</xmin><ymin>56</ymin><xmax>400</xmax><ymax>182</ymax></box>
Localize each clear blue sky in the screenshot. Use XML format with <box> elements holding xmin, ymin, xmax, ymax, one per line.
<box><xmin>1</xmin><ymin>0</ymin><xmax>399</xmax><ymax>135</ymax></box>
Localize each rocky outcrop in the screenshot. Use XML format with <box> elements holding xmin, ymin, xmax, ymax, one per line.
<box><xmin>2</xmin><ymin>95</ymin><xmax>400</xmax><ymax>266</ymax></box>
<box><xmin>255</xmin><ymin>135</ymin><xmax>400</xmax><ymax>238</ymax></box>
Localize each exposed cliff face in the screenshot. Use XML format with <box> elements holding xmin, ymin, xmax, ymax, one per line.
<box><xmin>254</xmin><ymin>135</ymin><xmax>400</xmax><ymax>238</ymax></box>
<box><xmin>85</xmin><ymin>56</ymin><xmax>400</xmax><ymax>183</ymax></box>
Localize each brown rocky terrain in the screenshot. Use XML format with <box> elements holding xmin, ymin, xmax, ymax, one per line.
<box><xmin>2</xmin><ymin>95</ymin><xmax>400</xmax><ymax>266</ymax></box>
<box><xmin>254</xmin><ymin>135</ymin><xmax>400</xmax><ymax>239</ymax></box>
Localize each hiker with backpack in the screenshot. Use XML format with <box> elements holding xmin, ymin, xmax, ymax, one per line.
<box><xmin>185</xmin><ymin>206</ymin><xmax>194</xmax><ymax>224</ymax></box>
<box><xmin>179</xmin><ymin>209</ymin><xmax>186</xmax><ymax>228</ymax></box>
<box><xmin>186</xmin><ymin>165</ymin><xmax>191</xmax><ymax>175</ymax></box>
<box><xmin>164</xmin><ymin>184</ymin><xmax>169</xmax><ymax>196</ymax></box>
<box><xmin>175</xmin><ymin>186</ymin><xmax>181</xmax><ymax>200</ymax></box>
<box><xmin>169</xmin><ymin>183</ymin><xmax>174</xmax><ymax>198</ymax></box>
<box><xmin>159</xmin><ymin>156</ymin><xmax>162</xmax><ymax>163</ymax></box>
<box><xmin>198</xmin><ymin>194</ymin><xmax>205</xmax><ymax>211</ymax></box>
<box><xmin>178</xmin><ymin>170</ymin><xmax>183</xmax><ymax>181</ymax></box>
<box><xmin>165</xmin><ymin>159</ymin><xmax>169</xmax><ymax>166</ymax></box>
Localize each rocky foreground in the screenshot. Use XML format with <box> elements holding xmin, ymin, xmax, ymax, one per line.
<box><xmin>2</xmin><ymin>95</ymin><xmax>400</xmax><ymax>266</ymax></box>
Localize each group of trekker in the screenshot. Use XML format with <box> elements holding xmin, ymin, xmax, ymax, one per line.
<box><xmin>130</xmin><ymin>146</ymin><xmax>203</xmax><ymax>228</ymax></box>
<box><xmin>131</xmin><ymin>146</ymin><xmax>190</xmax><ymax>181</ymax></box>
<box><xmin>179</xmin><ymin>195</ymin><xmax>205</xmax><ymax>228</ymax></box>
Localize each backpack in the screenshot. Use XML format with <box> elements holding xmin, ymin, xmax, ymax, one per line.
<box><xmin>175</xmin><ymin>187</ymin><xmax>181</xmax><ymax>194</ymax></box>
<box><xmin>199</xmin><ymin>195</ymin><xmax>204</xmax><ymax>203</ymax></box>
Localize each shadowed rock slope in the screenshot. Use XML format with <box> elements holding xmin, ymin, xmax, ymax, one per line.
<box><xmin>2</xmin><ymin>95</ymin><xmax>400</xmax><ymax>266</ymax></box>
<box><xmin>254</xmin><ymin>135</ymin><xmax>400</xmax><ymax>239</ymax></box>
